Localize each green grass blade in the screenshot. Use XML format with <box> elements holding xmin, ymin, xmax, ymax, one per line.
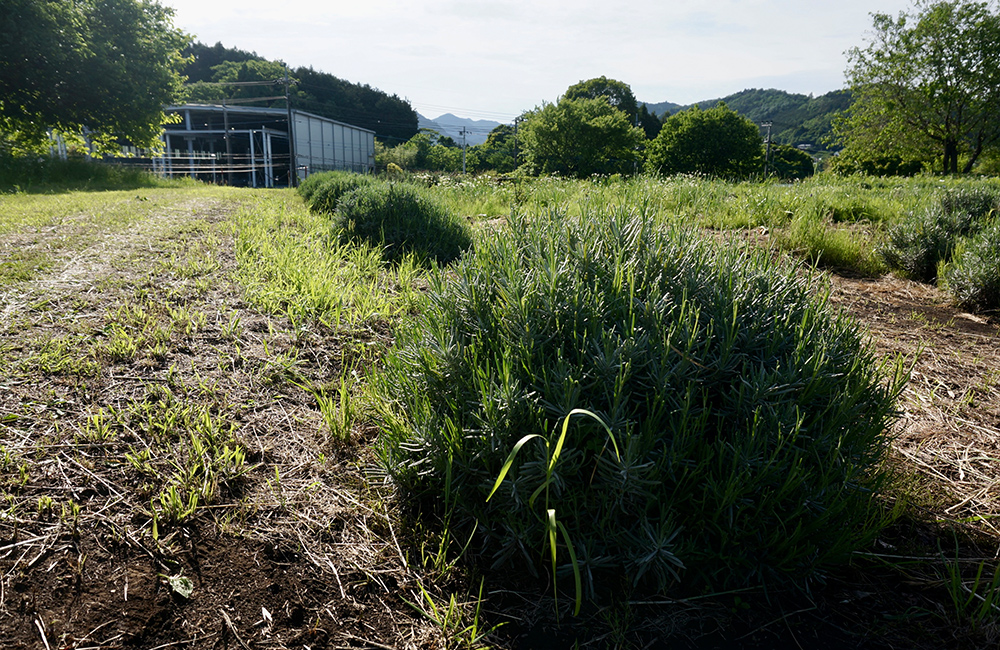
<box><xmin>486</xmin><ymin>433</ymin><xmax>543</xmax><ymax>502</ymax></box>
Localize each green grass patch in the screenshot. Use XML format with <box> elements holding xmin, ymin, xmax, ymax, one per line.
<box><xmin>0</xmin><ymin>154</ymin><xmax>195</xmax><ymax>194</ymax></box>
<box><xmin>231</xmin><ymin>190</ymin><xmax>427</xmax><ymax>326</ymax></box>
<box><xmin>0</xmin><ymin>249</ymin><xmax>53</xmax><ymax>284</ymax></box>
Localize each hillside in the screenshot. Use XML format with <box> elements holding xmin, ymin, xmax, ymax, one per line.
<box><xmin>643</xmin><ymin>88</ymin><xmax>851</xmax><ymax>151</ymax></box>
<box><xmin>181</xmin><ymin>41</ymin><xmax>419</xmax><ymax>144</ymax></box>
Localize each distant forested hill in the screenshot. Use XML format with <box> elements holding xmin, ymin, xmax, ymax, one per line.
<box><xmin>181</xmin><ymin>42</ymin><xmax>418</xmax><ymax>144</ymax></box>
<box><xmin>643</xmin><ymin>89</ymin><xmax>851</xmax><ymax>151</ymax></box>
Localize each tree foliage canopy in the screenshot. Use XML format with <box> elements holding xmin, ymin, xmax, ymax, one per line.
<box><xmin>837</xmin><ymin>0</ymin><xmax>1000</xmax><ymax>173</ymax></box>
<box><xmin>0</xmin><ymin>0</ymin><xmax>189</xmax><ymax>152</ymax></box>
<box><xmin>521</xmin><ymin>97</ymin><xmax>644</xmax><ymax>177</ymax></box>
<box><xmin>564</xmin><ymin>76</ymin><xmax>638</xmax><ymax>125</ymax></box>
<box><xmin>646</xmin><ymin>103</ymin><xmax>763</xmax><ymax>178</ymax></box>
<box><xmin>181</xmin><ymin>42</ymin><xmax>419</xmax><ymax>144</ymax></box>
<box><xmin>769</xmin><ymin>144</ymin><xmax>815</xmax><ymax>180</ymax></box>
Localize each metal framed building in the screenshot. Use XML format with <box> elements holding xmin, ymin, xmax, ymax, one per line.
<box><xmin>158</xmin><ymin>104</ymin><xmax>375</xmax><ymax>187</ymax></box>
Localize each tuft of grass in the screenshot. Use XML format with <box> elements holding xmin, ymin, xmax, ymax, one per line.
<box><xmin>232</xmin><ymin>192</ymin><xmax>426</xmax><ymax>326</ymax></box>
<box><xmin>773</xmin><ymin>213</ymin><xmax>886</xmax><ymax>276</ymax></box>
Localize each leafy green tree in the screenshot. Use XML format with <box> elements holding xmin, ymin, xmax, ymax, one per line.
<box><xmin>837</xmin><ymin>0</ymin><xmax>1000</xmax><ymax>173</ymax></box>
<box><xmin>375</xmin><ymin>129</ymin><xmax>476</xmax><ymax>172</ymax></box>
<box><xmin>472</xmin><ymin>124</ymin><xmax>517</xmax><ymax>173</ymax></box>
<box><xmin>185</xmin><ymin>59</ymin><xmax>291</xmax><ymax>106</ymax></box>
<box><xmin>426</xmin><ymin>143</ymin><xmax>463</xmax><ymax>172</ymax></box>
<box><xmin>769</xmin><ymin>144</ymin><xmax>815</xmax><ymax>180</ymax></box>
<box><xmin>646</xmin><ymin>103</ymin><xmax>764</xmax><ymax>178</ymax></box>
<box><xmin>637</xmin><ymin>104</ymin><xmax>663</xmax><ymax>140</ymax></box>
<box><xmin>521</xmin><ymin>97</ymin><xmax>644</xmax><ymax>177</ymax></box>
<box><xmin>292</xmin><ymin>65</ymin><xmax>418</xmax><ymax>144</ymax></box>
<box><xmin>182</xmin><ymin>41</ymin><xmax>260</xmax><ymax>84</ymax></box>
<box><xmin>564</xmin><ymin>76</ymin><xmax>638</xmax><ymax>124</ymax></box>
<box><xmin>0</xmin><ymin>0</ymin><xmax>189</xmax><ymax>152</ymax></box>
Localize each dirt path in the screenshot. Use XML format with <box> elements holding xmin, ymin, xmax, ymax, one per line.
<box><xmin>828</xmin><ymin>275</ymin><xmax>1000</xmax><ymax>518</ymax></box>
<box><xmin>0</xmin><ymin>193</ymin><xmax>435</xmax><ymax>650</ymax></box>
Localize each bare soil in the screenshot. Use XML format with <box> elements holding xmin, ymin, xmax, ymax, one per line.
<box><xmin>0</xmin><ymin>194</ymin><xmax>439</xmax><ymax>649</ymax></box>
<box><xmin>1</xmin><ymin>195</ymin><xmax>999</xmax><ymax>649</ymax></box>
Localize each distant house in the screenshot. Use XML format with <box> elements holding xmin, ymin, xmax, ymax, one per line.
<box><xmin>158</xmin><ymin>104</ymin><xmax>375</xmax><ymax>187</ymax></box>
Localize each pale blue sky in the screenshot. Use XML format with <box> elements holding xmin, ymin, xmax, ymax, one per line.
<box><xmin>162</xmin><ymin>0</ymin><xmax>916</xmax><ymax>122</ymax></box>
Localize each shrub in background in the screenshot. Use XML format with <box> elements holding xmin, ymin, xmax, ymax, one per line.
<box><xmin>333</xmin><ymin>182</ymin><xmax>471</xmax><ymax>265</ymax></box>
<box><xmin>769</xmin><ymin>144</ymin><xmax>815</xmax><ymax>180</ymax></box>
<box><xmin>938</xmin><ymin>186</ymin><xmax>1000</xmax><ymax>228</ymax></box>
<box><xmin>944</xmin><ymin>218</ymin><xmax>1000</xmax><ymax>312</ymax></box>
<box><xmin>879</xmin><ymin>187</ymin><xmax>1000</xmax><ymax>282</ymax></box>
<box><xmin>375</xmin><ymin>207</ymin><xmax>903</xmax><ymax>605</ymax></box>
<box><xmin>295</xmin><ymin>170</ymin><xmax>332</xmax><ymax>203</ymax></box>
<box><xmin>879</xmin><ymin>209</ymin><xmax>959</xmax><ymax>282</ymax></box>
<box><xmin>297</xmin><ymin>170</ymin><xmax>377</xmax><ymax>214</ymax></box>
<box><xmin>0</xmin><ymin>154</ymin><xmax>165</xmax><ymax>192</ymax></box>
<box><xmin>827</xmin><ymin>152</ymin><xmax>924</xmax><ymax>177</ymax></box>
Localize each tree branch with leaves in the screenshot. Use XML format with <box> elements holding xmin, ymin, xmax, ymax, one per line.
<box><xmin>836</xmin><ymin>0</ymin><xmax>1000</xmax><ymax>174</ymax></box>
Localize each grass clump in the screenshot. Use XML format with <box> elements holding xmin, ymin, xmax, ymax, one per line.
<box><xmin>334</xmin><ymin>182</ymin><xmax>472</xmax><ymax>265</ymax></box>
<box><xmin>375</xmin><ymin>206</ymin><xmax>904</xmax><ymax>606</ymax></box>
<box><xmin>943</xmin><ymin>218</ymin><xmax>1000</xmax><ymax>312</ymax></box>
<box><xmin>298</xmin><ymin>170</ymin><xmax>377</xmax><ymax>214</ymax></box>
<box><xmin>774</xmin><ymin>213</ymin><xmax>886</xmax><ymax>277</ymax></box>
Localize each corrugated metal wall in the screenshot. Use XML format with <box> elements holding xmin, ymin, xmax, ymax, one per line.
<box><xmin>295</xmin><ymin>112</ymin><xmax>374</xmax><ymax>176</ymax></box>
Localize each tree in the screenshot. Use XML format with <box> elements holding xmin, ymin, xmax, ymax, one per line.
<box><xmin>0</xmin><ymin>0</ymin><xmax>190</xmax><ymax>153</ymax></box>
<box><xmin>837</xmin><ymin>1</ymin><xmax>1000</xmax><ymax>174</ymax></box>
<box><xmin>472</xmin><ymin>124</ymin><xmax>517</xmax><ymax>173</ymax></box>
<box><xmin>637</xmin><ymin>104</ymin><xmax>663</xmax><ymax>140</ymax></box>
<box><xmin>645</xmin><ymin>103</ymin><xmax>764</xmax><ymax>178</ymax></box>
<box><xmin>769</xmin><ymin>144</ymin><xmax>815</xmax><ymax>180</ymax></box>
<box><xmin>521</xmin><ymin>97</ymin><xmax>644</xmax><ymax>177</ymax></box>
<box><xmin>183</xmin><ymin>41</ymin><xmax>260</xmax><ymax>84</ymax></box>
<box><xmin>181</xmin><ymin>43</ymin><xmax>420</xmax><ymax>145</ymax></box>
<box><xmin>564</xmin><ymin>76</ymin><xmax>638</xmax><ymax>125</ymax></box>
<box><xmin>185</xmin><ymin>59</ymin><xmax>291</xmax><ymax>106</ymax></box>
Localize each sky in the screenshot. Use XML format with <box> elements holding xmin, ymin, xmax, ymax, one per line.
<box><xmin>161</xmin><ymin>0</ymin><xmax>916</xmax><ymax>124</ymax></box>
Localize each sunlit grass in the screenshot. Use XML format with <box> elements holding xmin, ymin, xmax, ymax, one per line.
<box><xmin>231</xmin><ymin>190</ymin><xmax>428</xmax><ymax>327</ymax></box>
<box><xmin>0</xmin><ymin>185</ymin><xmax>239</xmax><ymax>237</ymax></box>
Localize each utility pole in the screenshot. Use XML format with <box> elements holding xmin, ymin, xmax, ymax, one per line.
<box><xmin>513</xmin><ymin>117</ymin><xmax>520</xmax><ymax>169</ymax></box>
<box><xmin>460</xmin><ymin>127</ymin><xmax>468</xmax><ymax>174</ymax></box>
<box><xmin>284</xmin><ymin>65</ymin><xmax>297</xmax><ymax>188</ymax></box>
<box><xmin>761</xmin><ymin>121</ymin><xmax>773</xmax><ymax>177</ymax></box>
<box><xmin>223</xmin><ymin>97</ymin><xmax>232</xmax><ymax>185</ymax></box>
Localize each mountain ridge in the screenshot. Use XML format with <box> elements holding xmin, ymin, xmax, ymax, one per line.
<box><xmin>417</xmin><ymin>113</ymin><xmax>501</xmax><ymax>146</ymax></box>
<box><xmin>642</xmin><ymin>88</ymin><xmax>850</xmax><ymax>150</ymax></box>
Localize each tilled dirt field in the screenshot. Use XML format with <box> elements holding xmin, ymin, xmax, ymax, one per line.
<box><xmin>1</xmin><ymin>190</ymin><xmax>999</xmax><ymax>649</ymax></box>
